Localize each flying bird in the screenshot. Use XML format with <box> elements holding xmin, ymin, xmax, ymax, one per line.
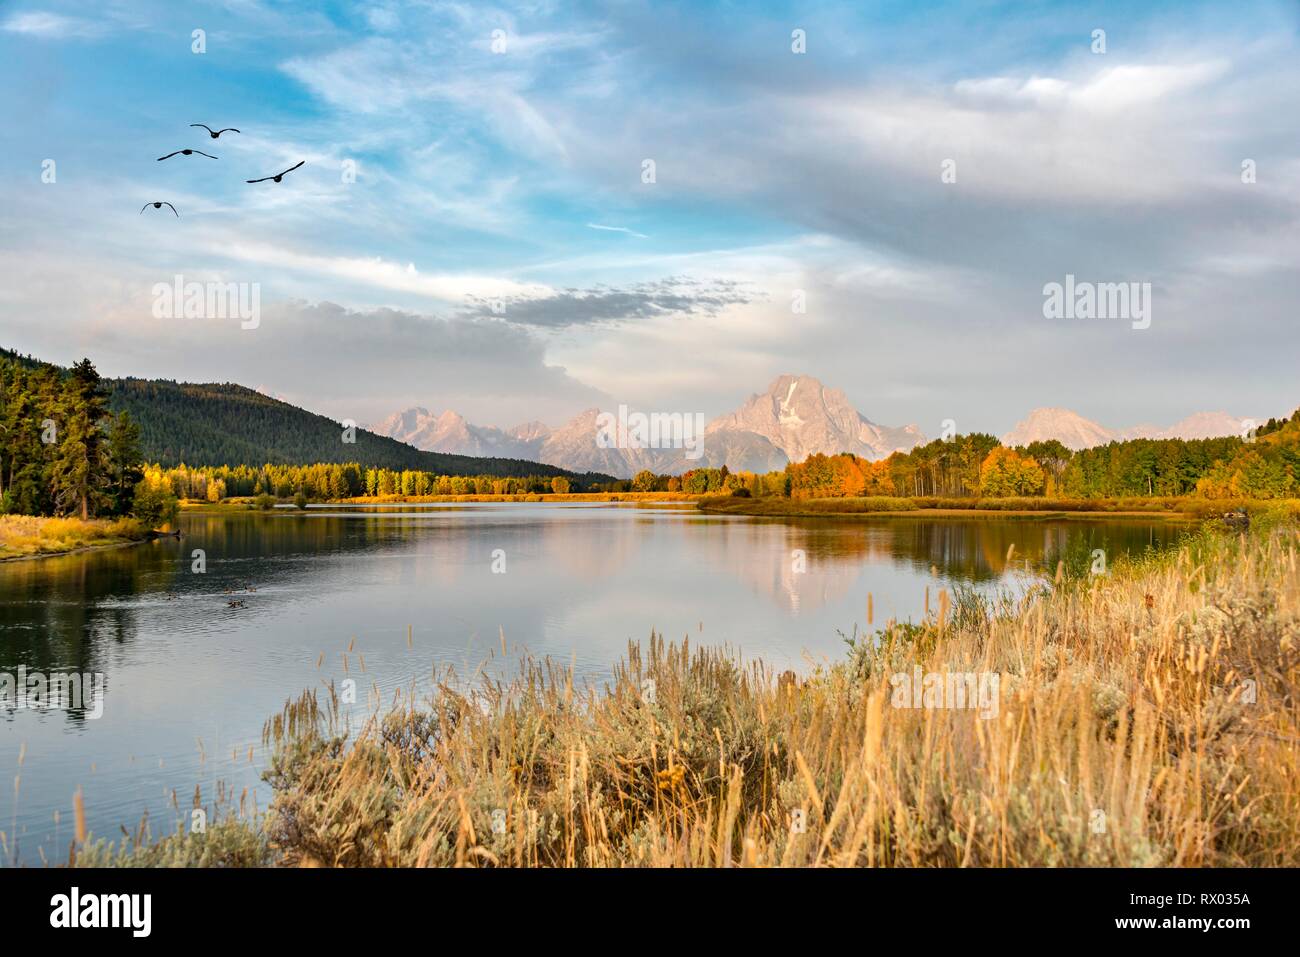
<box><xmin>140</xmin><ymin>201</ymin><xmax>179</xmax><ymax>216</ymax></box>
<box><xmin>191</xmin><ymin>123</ymin><xmax>240</xmax><ymax>139</ymax></box>
<box><xmin>157</xmin><ymin>148</ymin><xmax>217</xmax><ymax>161</ymax></box>
<box><xmin>246</xmin><ymin>160</ymin><xmax>305</xmax><ymax>184</ymax></box>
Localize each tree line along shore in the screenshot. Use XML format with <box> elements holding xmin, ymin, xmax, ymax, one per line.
<box><xmin>5</xmin><ymin>352</ymin><xmax>1298</xmax><ymax>557</ymax></box>
<box><xmin>107</xmin><ymin>405</ymin><xmax>1300</xmax><ymax>507</ymax></box>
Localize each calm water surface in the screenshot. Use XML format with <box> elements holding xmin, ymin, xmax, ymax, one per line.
<box><xmin>0</xmin><ymin>502</ymin><xmax>1186</xmax><ymax>863</ymax></box>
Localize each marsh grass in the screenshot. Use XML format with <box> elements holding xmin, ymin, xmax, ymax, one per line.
<box><xmin>699</xmin><ymin>495</ymin><xmax>918</xmax><ymax>515</ymax></box>
<box><xmin>71</xmin><ymin>818</ymin><xmax>273</xmax><ymax>868</ymax></box>
<box><xmin>699</xmin><ymin>494</ymin><xmax>1300</xmax><ymax>519</ymax></box>
<box><xmin>235</xmin><ymin>519</ymin><xmax>1299</xmax><ymax>867</ymax></box>
<box><xmin>61</xmin><ymin>775</ymin><xmax>270</xmax><ymax>868</ymax></box>
<box><xmin>0</xmin><ymin>515</ymin><xmax>147</xmax><ymax>560</ymax></box>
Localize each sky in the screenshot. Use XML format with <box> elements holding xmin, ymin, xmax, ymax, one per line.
<box><xmin>0</xmin><ymin>0</ymin><xmax>1297</xmax><ymax>437</ymax></box>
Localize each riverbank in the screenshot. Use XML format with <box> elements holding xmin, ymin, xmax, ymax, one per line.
<box><xmin>179</xmin><ymin>491</ymin><xmax>697</xmax><ymax>511</ymax></box>
<box><xmin>0</xmin><ymin>515</ymin><xmax>150</xmax><ymax>562</ymax></box>
<box><xmin>177</xmin><ymin>492</ymin><xmax>1300</xmax><ymax>521</ymax></box>
<box><xmin>71</xmin><ymin>513</ymin><xmax>1300</xmax><ymax>867</ymax></box>
<box><xmin>697</xmin><ymin>494</ymin><xmax>1300</xmax><ymax>520</ymax></box>
<box><xmin>180</xmin><ymin>494</ymin><xmax>1300</xmax><ymax>522</ymax></box>
<box><xmin>343</xmin><ymin>491</ymin><xmax>693</xmax><ymax>504</ymax></box>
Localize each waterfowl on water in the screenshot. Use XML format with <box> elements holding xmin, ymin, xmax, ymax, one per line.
<box><xmin>1222</xmin><ymin>510</ymin><xmax>1250</xmax><ymax>530</ymax></box>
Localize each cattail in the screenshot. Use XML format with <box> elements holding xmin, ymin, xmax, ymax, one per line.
<box><xmin>73</xmin><ymin>788</ymin><xmax>86</xmax><ymax>844</ymax></box>
<box><xmin>867</xmin><ymin>593</ymin><xmax>874</xmax><ymax>626</ymax></box>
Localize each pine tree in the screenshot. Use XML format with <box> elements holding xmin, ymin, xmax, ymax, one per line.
<box><xmin>48</xmin><ymin>359</ymin><xmax>111</xmax><ymax>519</ymax></box>
<box><xmin>106</xmin><ymin>410</ymin><xmax>145</xmax><ymax>516</ymax></box>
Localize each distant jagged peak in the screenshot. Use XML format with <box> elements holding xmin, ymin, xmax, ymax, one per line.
<box><xmin>374</xmin><ymin>374</ymin><xmax>927</xmax><ymax>475</ymax></box>
<box><xmin>1003</xmin><ymin>406</ymin><xmax>1257</xmax><ymax>450</ymax></box>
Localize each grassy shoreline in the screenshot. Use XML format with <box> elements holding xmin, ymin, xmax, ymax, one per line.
<box><xmin>180</xmin><ymin>491</ymin><xmax>697</xmax><ymax>511</ymax></box>
<box><xmin>697</xmin><ymin>494</ymin><xmax>1300</xmax><ymax>521</ymax></box>
<box><xmin>177</xmin><ymin>491</ymin><xmax>1300</xmax><ymax>521</ymax></box>
<box><xmin>71</xmin><ymin>514</ymin><xmax>1300</xmax><ymax>867</ymax></box>
<box><xmin>0</xmin><ymin>515</ymin><xmax>151</xmax><ymax>562</ymax></box>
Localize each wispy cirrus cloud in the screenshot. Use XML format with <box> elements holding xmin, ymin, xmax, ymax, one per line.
<box><xmin>2</xmin><ymin>10</ymin><xmax>106</xmax><ymax>38</ymax></box>
<box><xmin>586</xmin><ymin>223</ymin><xmax>647</xmax><ymax>239</ymax></box>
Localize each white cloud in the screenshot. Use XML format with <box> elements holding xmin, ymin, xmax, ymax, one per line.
<box><xmin>3</xmin><ymin>11</ymin><xmax>105</xmax><ymax>38</ymax></box>
<box><xmin>206</xmin><ymin>240</ymin><xmax>553</xmax><ymax>304</ymax></box>
<box><xmin>586</xmin><ymin>223</ymin><xmax>647</xmax><ymax>239</ymax></box>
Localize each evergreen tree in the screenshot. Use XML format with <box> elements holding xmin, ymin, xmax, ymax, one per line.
<box><xmin>47</xmin><ymin>359</ymin><xmax>112</xmax><ymax>519</ymax></box>
<box><xmin>106</xmin><ymin>410</ymin><xmax>145</xmax><ymax>516</ymax></box>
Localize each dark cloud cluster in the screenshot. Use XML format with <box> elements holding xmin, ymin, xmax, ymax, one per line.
<box><xmin>460</xmin><ymin>277</ymin><xmax>758</xmax><ymax>328</ymax></box>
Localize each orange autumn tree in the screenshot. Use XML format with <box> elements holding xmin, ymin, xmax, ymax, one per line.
<box><xmin>860</xmin><ymin>456</ymin><xmax>895</xmax><ymax>495</ymax></box>
<box><xmin>979</xmin><ymin>447</ymin><xmax>1046</xmax><ymax>497</ymax></box>
<box><xmin>787</xmin><ymin>454</ymin><xmax>831</xmax><ymax>498</ymax></box>
<box><xmin>787</xmin><ymin>453</ymin><xmax>886</xmax><ymax>498</ymax></box>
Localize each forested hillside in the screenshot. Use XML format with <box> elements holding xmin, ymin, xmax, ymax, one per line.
<box><xmin>104</xmin><ymin>376</ymin><xmax>600</xmax><ymax>477</ymax></box>
<box><xmin>2</xmin><ymin>348</ymin><xmax>608</xmax><ymax>480</ymax></box>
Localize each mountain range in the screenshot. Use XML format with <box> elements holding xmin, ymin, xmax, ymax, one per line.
<box><xmin>371</xmin><ymin>374</ymin><xmax>928</xmax><ymax>479</ymax></box>
<box><xmin>1001</xmin><ymin>408</ymin><xmax>1255</xmax><ymax>451</ymax></box>
<box><xmin>373</xmin><ymin>377</ymin><xmax>1261</xmax><ymax>477</ymax></box>
<box><xmin>10</xmin><ymin>346</ymin><xmax>1256</xmax><ymax>479</ymax></box>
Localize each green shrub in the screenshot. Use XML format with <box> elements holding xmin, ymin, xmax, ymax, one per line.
<box><xmin>73</xmin><ymin>818</ymin><xmax>271</xmax><ymax>868</ymax></box>
<box><xmin>131</xmin><ymin>481</ymin><xmax>179</xmax><ymax>528</ymax></box>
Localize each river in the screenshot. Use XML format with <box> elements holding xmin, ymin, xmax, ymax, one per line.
<box><xmin>0</xmin><ymin>501</ymin><xmax>1187</xmax><ymax>863</ymax></box>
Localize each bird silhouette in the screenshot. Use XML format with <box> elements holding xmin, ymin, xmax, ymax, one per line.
<box><xmin>157</xmin><ymin>148</ymin><xmax>217</xmax><ymax>161</ymax></box>
<box><xmin>140</xmin><ymin>201</ymin><xmax>179</xmax><ymax>216</ymax></box>
<box><xmin>191</xmin><ymin>123</ymin><xmax>240</xmax><ymax>139</ymax></box>
<box><xmin>246</xmin><ymin>160</ymin><xmax>305</xmax><ymax>184</ymax></box>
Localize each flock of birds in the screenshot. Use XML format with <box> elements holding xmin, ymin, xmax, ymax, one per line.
<box><xmin>159</xmin><ymin>579</ymin><xmax>257</xmax><ymax>609</ymax></box>
<box><xmin>224</xmin><ymin>580</ymin><xmax>257</xmax><ymax>610</ymax></box>
<box><xmin>141</xmin><ymin>123</ymin><xmax>306</xmax><ymax>217</ymax></box>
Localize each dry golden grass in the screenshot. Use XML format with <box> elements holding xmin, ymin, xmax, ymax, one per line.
<box><xmin>254</xmin><ymin>519</ymin><xmax>1299</xmax><ymax>868</ymax></box>
<box><xmin>0</xmin><ymin>515</ymin><xmax>147</xmax><ymax>560</ymax></box>
<box><xmin>700</xmin><ymin>494</ymin><xmax>1300</xmax><ymax>520</ymax></box>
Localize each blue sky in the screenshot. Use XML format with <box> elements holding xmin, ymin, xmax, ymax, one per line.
<box><xmin>1</xmin><ymin>0</ymin><xmax>1297</xmax><ymax>433</ymax></box>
